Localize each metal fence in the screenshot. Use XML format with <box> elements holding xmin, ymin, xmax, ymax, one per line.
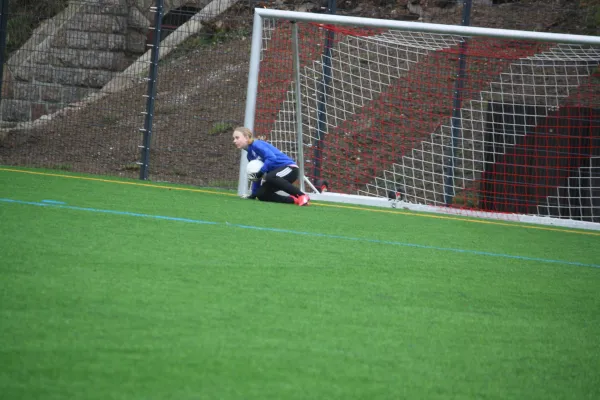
<box><xmin>0</xmin><ymin>0</ymin><xmax>597</xmax><ymax>188</ymax></box>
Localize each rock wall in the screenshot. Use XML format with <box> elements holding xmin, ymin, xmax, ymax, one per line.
<box><xmin>0</xmin><ymin>0</ymin><xmax>200</xmax><ymax>126</ymax></box>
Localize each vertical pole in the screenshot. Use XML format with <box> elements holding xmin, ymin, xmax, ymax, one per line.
<box><xmin>291</xmin><ymin>21</ymin><xmax>305</xmax><ymax>192</ymax></box>
<box><xmin>312</xmin><ymin>0</ymin><xmax>336</xmax><ymax>180</ymax></box>
<box><xmin>443</xmin><ymin>0</ymin><xmax>471</xmax><ymax>205</ymax></box>
<box><xmin>139</xmin><ymin>0</ymin><xmax>163</xmax><ymax>180</ymax></box>
<box><xmin>238</xmin><ymin>11</ymin><xmax>264</xmax><ymax>195</ymax></box>
<box><xmin>0</xmin><ymin>0</ymin><xmax>9</xmax><ymax>106</ymax></box>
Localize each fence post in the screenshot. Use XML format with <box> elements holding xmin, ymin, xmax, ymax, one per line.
<box><xmin>312</xmin><ymin>0</ymin><xmax>336</xmax><ymax>180</ymax></box>
<box><xmin>0</xmin><ymin>0</ymin><xmax>9</xmax><ymax>106</ymax></box>
<box><xmin>139</xmin><ymin>0</ymin><xmax>164</xmax><ymax>180</ymax></box>
<box><xmin>443</xmin><ymin>0</ymin><xmax>472</xmax><ymax>205</ymax></box>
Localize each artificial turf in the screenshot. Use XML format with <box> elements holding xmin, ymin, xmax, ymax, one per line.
<box><xmin>1</xmin><ymin>167</ymin><xmax>599</xmax><ymax>399</ymax></box>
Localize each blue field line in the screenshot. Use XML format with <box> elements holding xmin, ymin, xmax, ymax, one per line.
<box><xmin>2</xmin><ymin>198</ymin><xmax>599</xmax><ymax>269</ymax></box>
<box><xmin>0</xmin><ymin>198</ymin><xmax>218</xmax><ymax>225</ymax></box>
<box><xmin>41</xmin><ymin>199</ymin><xmax>67</xmax><ymax>205</ymax></box>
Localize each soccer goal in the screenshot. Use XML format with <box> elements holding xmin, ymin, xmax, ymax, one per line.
<box><xmin>239</xmin><ymin>8</ymin><xmax>600</xmax><ymax>230</ymax></box>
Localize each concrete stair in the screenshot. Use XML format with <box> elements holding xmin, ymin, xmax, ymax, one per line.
<box><xmin>363</xmin><ymin>45</ymin><xmax>599</xmax><ymax>207</ymax></box>
<box><xmin>537</xmin><ymin>157</ymin><xmax>600</xmax><ymax>222</ymax></box>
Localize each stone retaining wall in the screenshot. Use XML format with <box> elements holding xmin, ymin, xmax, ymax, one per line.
<box><xmin>0</xmin><ymin>0</ymin><xmax>196</xmax><ymax>125</ymax></box>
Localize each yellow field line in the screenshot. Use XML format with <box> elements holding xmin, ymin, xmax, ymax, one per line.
<box><xmin>2</xmin><ymin>166</ymin><xmax>599</xmax><ymax>237</ymax></box>
<box><xmin>0</xmin><ymin>167</ymin><xmax>238</xmax><ymax>197</ymax></box>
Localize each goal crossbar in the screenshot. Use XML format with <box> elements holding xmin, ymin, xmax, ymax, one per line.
<box><xmin>255</xmin><ymin>9</ymin><xmax>600</xmax><ymax>46</ymax></box>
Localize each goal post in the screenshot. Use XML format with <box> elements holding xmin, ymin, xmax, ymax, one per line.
<box><xmin>241</xmin><ymin>8</ymin><xmax>600</xmax><ymax>230</ymax></box>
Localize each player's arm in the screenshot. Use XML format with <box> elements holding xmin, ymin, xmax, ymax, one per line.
<box><xmin>249</xmin><ymin>181</ymin><xmax>260</xmax><ymax>198</ymax></box>
<box><xmin>241</xmin><ymin>168</ymin><xmax>261</xmax><ymax>199</ymax></box>
<box><xmin>241</xmin><ymin>181</ymin><xmax>259</xmax><ymax>199</ymax></box>
<box><xmin>252</xmin><ymin>142</ymin><xmax>277</xmax><ymax>175</ymax></box>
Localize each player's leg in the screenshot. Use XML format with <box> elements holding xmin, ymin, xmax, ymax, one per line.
<box><xmin>255</xmin><ymin>182</ymin><xmax>295</xmax><ymax>204</ymax></box>
<box><xmin>263</xmin><ymin>166</ymin><xmax>310</xmax><ymax>206</ymax></box>
<box><xmin>263</xmin><ymin>166</ymin><xmax>304</xmax><ymax>196</ymax></box>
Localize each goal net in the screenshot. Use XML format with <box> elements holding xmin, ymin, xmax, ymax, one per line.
<box><xmin>241</xmin><ymin>9</ymin><xmax>600</xmax><ymax>230</ymax></box>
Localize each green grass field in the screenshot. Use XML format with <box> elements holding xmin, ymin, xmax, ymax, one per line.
<box><xmin>1</xmin><ymin>166</ymin><xmax>599</xmax><ymax>400</ymax></box>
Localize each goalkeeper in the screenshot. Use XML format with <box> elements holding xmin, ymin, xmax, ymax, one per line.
<box><xmin>233</xmin><ymin>127</ymin><xmax>310</xmax><ymax>206</ymax></box>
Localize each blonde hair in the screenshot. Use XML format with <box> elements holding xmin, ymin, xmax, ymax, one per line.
<box><xmin>234</xmin><ymin>126</ymin><xmax>254</xmax><ymax>144</ymax></box>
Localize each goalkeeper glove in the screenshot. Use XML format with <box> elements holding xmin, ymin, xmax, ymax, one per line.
<box><xmin>248</xmin><ymin>170</ymin><xmax>264</xmax><ymax>182</ymax></box>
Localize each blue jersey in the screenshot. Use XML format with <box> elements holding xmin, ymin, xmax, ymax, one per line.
<box><xmin>246</xmin><ymin>140</ymin><xmax>297</xmax><ymax>173</ymax></box>
<box><xmin>246</xmin><ymin>140</ymin><xmax>297</xmax><ymax>196</ymax></box>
